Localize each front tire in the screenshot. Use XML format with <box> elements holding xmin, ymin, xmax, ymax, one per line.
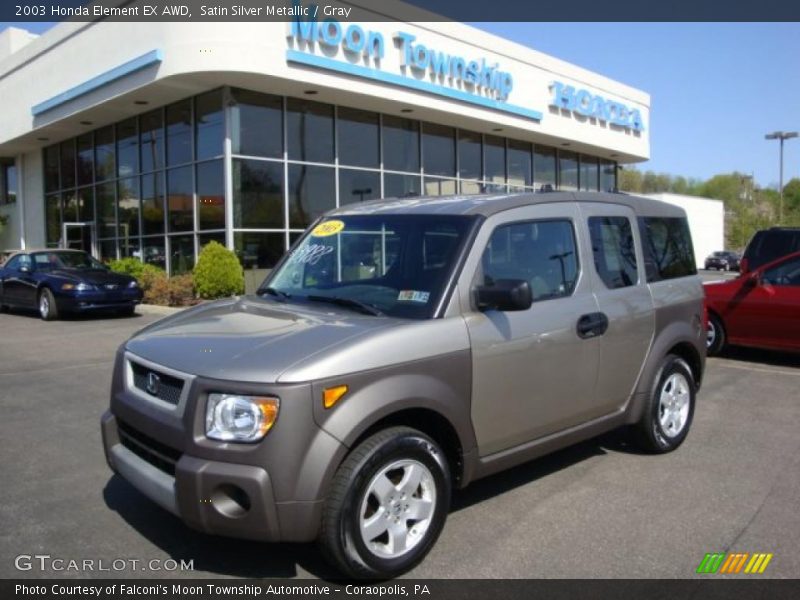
<box><xmin>634</xmin><ymin>355</ymin><xmax>696</xmax><ymax>454</ymax></box>
<box><xmin>117</xmin><ymin>306</ymin><xmax>136</xmax><ymax>317</ymax></box>
<box><xmin>706</xmin><ymin>313</ymin><xmax>726</xmax><ymax>356</ymax></box>
<box><xmin>38</xmin><ymin>288</ymin><xmax>59</xmax><ymax>321</ymax></box>
<box><xmin>319</xmin><ymin>427</ymin><xmax>451</xmax><ymax>579</ymax></box>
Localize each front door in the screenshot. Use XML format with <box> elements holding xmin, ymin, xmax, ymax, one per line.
<box><xmin>62</xmin><ymin>222</ymin><xmax>96</xmax><ymax>256</ymax></box>
<box><xmin>463</xmin><ymin>203</ymin><xmax>602</xmax><ymax>456</ymax></box>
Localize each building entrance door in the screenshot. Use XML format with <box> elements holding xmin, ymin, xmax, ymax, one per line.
<box><xmin>62</xmin><ymin>222</ymin><xmax>97</xmax><ymax>257</ymax></box>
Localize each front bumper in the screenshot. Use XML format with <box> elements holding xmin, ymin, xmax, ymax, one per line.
<box><xmin>57</xmin><ymin>289</ymin><xmax>142</xmax><ymax>312</ymax></box>
<box><xmin>101</xmin><ymin>351</ymin><xmax>348</xmax><ymax>543</ymax></box>
<box><xmin>102</xmin><ymin>412</ymin><xmax>282</xmax><ymax>541</ymax></box>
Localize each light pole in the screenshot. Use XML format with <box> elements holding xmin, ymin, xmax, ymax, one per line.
<box><xmin>765</xmin><ymin>131</ymin><xmax>798</xmax><ymax>223</ymax></box>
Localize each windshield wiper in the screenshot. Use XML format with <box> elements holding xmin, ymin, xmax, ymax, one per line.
<box><xmin>306</xmin><ymin>295</ymin><xmax>384</xmax><ymax>316</ymax></box>
<box><xmin>258</xmin><ymin>286</ymin><xmax>291</xmax><ymax>302</ymax></box>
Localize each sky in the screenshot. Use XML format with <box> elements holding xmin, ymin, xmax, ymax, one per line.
<box><xmin>2</xmin><ymin>21</ymin><xmax>799</xmax><ymax>189</ymax></box>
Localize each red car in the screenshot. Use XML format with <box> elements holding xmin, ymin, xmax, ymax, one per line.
<box><xmin>704</xmin><ymin>250</ymin><xmax>800</xmax><ymax>355</ymax></box>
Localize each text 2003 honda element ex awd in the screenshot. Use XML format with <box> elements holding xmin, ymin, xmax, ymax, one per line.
<box><xmin>102</xmin><ymin>192</ymin><xmax>705</xmax><ymax>578</ymax></box>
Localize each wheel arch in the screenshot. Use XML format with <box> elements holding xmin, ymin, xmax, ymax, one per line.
<box><xmin>626</xmin><ymin>322</ymin><xmax>705</xmax><ymax>424</ymax></box>
<box><xmin>349</xmin><ymin>407</ymin><xmax>465</xmax><ymax>489</ymax></box>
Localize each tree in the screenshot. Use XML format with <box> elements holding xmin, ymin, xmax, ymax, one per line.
<box><xmin>782</xmin><ymin>178</ymin><xmax>800</xmax><ymax>214</ymax></box>
<box><xmin>671</xmin><ymin>176</ymin><xmax>689</xmax><ymax>195</ymax></box>
<box><xmin>619</xmin><ymin>167</ymin><xmax>643</xmax><ymax>192</ymax></box>
<box><xmin>699</xmin><ymin>173</ymin><xmax>743</xmax><ymax>204</ymax></box>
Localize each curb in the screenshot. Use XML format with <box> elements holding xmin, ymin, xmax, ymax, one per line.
<box><xmin>135</xmin><ymin>304</ymin><xmax>187</xmax><ymax>316</ymax></box>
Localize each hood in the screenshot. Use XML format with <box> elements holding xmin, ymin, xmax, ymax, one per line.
<box><xmin>125</xmin><ymin>296</ymin><xmax>405</xmax><ymax>383</ymax></box>
<box><xmin>51</xmin><ymin>268</ymin><xmax>134</xmax><ymax>286</ymax></box>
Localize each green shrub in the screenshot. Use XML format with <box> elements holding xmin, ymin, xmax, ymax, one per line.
<box><xmin>109</xmin><ymin>258</ymin><xmax>165</xmax><ymax>294</ymax></box>
<box><xmin>168</xmin><ymin>274</ymin><xmax>197</xmax><ymax>306</ymax></box>
<box><xmin>193</xmin><ymin>241</ymin><xmax>244</xmax><ymax>299</ymax></box>
<box><xmin>109</xmin><ymin>257</ymin><xmax>146</xmax><ymax>279</ymax></box>
<box><xmin>138</xmin><ymin>264</ymin><xmax>165</xmax><ymax>293</ymax></box>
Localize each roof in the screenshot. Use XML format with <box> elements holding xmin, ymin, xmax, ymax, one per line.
<box><xmin>330</xmin><ymin>191</ymin><xmax>688</xmax><ymax>219</ymax></box>
<box><xmin>2</xmin><ymin>248</ymin><xmax>86</xmax><ymax>260</ymax></box>
<box><xmin>7</xmin><ymin>248</ymin><xmax>85</xmax><ymax>253</ymax></box>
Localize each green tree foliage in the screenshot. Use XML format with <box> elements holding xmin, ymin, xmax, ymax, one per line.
<box><xmin>619</xmin><ymin>168</ymin><xmax>643</xmax><ymax>193</ymax></box>
<box><xmin>783</xmin><ymin>178</ymin><xmax>800</xmax><ymax>214</ymax></box>
<box><xmin>193</xmin><ymin>241</ymin><xmax>245</xmax><ymax>299</ymax></box>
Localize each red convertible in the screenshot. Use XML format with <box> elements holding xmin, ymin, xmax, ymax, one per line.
<box><xmin>705</xmin><ymin>250</ymin><xmax>800</xmax><ymax>355</ymax></box>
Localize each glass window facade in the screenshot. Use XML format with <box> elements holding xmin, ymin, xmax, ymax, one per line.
<box><xmin>580</xmin><ymin>155</ymin><xmax>599</xmax><ymax>191</ymax></box>
<box><xmin>337</xmin><ymin>107</ymin><xmax>379</xmax><ymax>169</ymax></box>
<box><xmin>42</xmin><ymin>86</ymin><xmax>616</xmax><ymax>274</ymax></box>
<box><xmin>559</xmin><ymin>150</ymin><xmax>579</xmax><ymax>191</ymax></box>
<box><xmin>166</xmin><ymin>99</ymin><xmax>192</xmax><ymax>166</ymax></box>
<box><xmin>287</xmin><ymin>98</ymin><xmax>334</xmax><ymax>163</ymax></box>
<box><xmin>422</xmin><ymin>122</ymin><xmax>455</xmax><ymax>177</ymax></box>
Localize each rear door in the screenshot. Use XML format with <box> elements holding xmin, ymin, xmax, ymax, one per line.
<box><xmin>758</xmin><ymin>254</ymin><xmax>800</xmax><ymax>349</ymax></box>
<box><xmin>463</xmin><ymin>202</ymin><xmax>602</xmax><ymax>455</ymax></box>
<box><xmin>580</xmin><ymin>203</ymin><xmax>655</xmax><ymax>414</ymax></box>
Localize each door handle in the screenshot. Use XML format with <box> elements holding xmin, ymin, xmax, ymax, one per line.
<box><xmin>577</xmin><ymin>312</ymin><xmax>609</xmax><ymax>339</ymax></box>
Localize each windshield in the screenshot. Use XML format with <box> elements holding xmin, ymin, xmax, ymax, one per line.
<box><xmin>32</xmin><ymin>251</ymin><xmax>106</xmax><ymax>270</ymax></box>
<box><xmin>265</xmin><ymin>214</ymin><xmax>477</xmax><ymax>319</ymax></box>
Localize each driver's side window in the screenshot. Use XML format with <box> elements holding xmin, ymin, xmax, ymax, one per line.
<box><xmin>482</xmin><ymin>219</ymin><xmax>579</xmax><ymax>302</ymax></box>
<box><xmin>762</xmin><ymin>256</ymin><xmax>800</xmax><ymax>286</ymax></box>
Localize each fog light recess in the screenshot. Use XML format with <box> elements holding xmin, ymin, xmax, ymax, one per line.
<box><xmin>211</xmin><ymin>484</ymin><xmax>251</xmax><ymax>518</ymax></box>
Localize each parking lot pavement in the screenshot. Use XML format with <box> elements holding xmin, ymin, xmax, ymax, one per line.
<box><xmin>1</xmin><ymin>310</ymin><xmax>799</xmax><ymax>580</ymax></box>
<box><xmin>699</xmin><ymin>269</ymin><xmax>739</xmax><ymax>284</ymax></box>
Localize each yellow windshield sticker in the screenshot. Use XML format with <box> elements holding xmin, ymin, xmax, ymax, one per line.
<box><xmin>311</xmin><ymin>220</ymin><xmax>345</xmax><ymax>237</ymax></box>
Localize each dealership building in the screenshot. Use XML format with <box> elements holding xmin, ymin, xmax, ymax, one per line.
<box><xmin>0</xmin><ymin>3</ymin><xmax>652</xmax><ymax>278</ymax></box>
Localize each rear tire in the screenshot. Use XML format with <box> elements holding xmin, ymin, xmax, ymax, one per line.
<box><xmin>319</xmin><ymin>427</ymin><xmax>451</xmax><ymax>579</ymax></box>
<box><xmin>706</xmin><ymin>313</ymin><xmax>726</xmax><ymax>356</ymax></box>
<box><xmin>38</xmin><ymin>288</ymin><xmax>59</xmax><ymax>321</ymax></box>
<box><xmin>118</xmin><ymin>306</ymin><xmax>136</xmax><ymax>317</ymax></box>
<box><xmin>634</xmin><ymin>355</ymin><xmax>696</xmax><ymax>454</ymax></box>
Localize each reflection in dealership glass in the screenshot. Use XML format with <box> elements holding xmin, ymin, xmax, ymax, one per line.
<box><xmin>265</xmin><ymin>215</ymin><xmax>475</xmax><ymax>319</ymax></box>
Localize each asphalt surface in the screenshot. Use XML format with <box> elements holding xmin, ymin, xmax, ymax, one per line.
<box><xmin>1</xmin><ymin>288</ymin><xmax>799</xmax><ymax>580</ymax></box>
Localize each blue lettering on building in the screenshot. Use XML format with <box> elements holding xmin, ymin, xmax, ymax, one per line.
<box><xmin>288</xmin><ymin>10</ymin><xmax>384</xmax><ymax>59</ymax></box>
<box><xmin>286</xmin><ymin>4</ymin><xmax>514</xmax><ymax>102</ymax></box>
<box><xmin>394</xmin><ymin>33</ymin><xmax>513</xmax><ymax>100</ymax></box>
<box><xmin>549</xmin><ymin>81</ymin><xmax>644</xmax><ymax>132</ymax></box>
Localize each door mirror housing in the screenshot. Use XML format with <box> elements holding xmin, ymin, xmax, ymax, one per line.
<box><xmin>739</xmin><ymin>257</ymin><xmax>750</xmax><ymax>274</ymax></box>
<box><xmin>476</xmin><ymin>279</ymin><xmax>533</xmax><ymax>312</ymax></box>
<box><xmin>19</xmin><ymin>265</ymin><xmax>31</xmax><ymax>274</ymax></box>
<box><xmin>745</xmin><ymin>271</ymin><xmax>761</xmax><ymax>287</ymax></box>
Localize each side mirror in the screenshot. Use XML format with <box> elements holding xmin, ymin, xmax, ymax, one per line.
<box><xmin>475</xmin><ymin>279</ymin><xmax>533</xmax><ymax>312</ymax></box>
<box><xmin>739</xmin><ymin>257</ymin><xmax>750</xmax><ymax>274</ymax></box>
<box><xmin>19</xmin><ymin>265</ymin><xmax>31</xmax><ymax>274</ymax></box>
<box><xmin>744</xmin><ymin>272</ymin><xmax>761</xmax><ymax>287</ymax></box>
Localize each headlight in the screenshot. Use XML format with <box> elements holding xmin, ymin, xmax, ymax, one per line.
<box><xmin>205</xmin><ymin>394</ymin><xmax>279</xmax><ymax>442</ymax></box>
<box><xmin>62</xmin><ymin>282</ymin><xmax>93</xmax><ymax>291</ymax></box>
<box><xmin>128</xmin><ymin>280</ymin><xmax>139</xmax><ymax>288</ymax></box>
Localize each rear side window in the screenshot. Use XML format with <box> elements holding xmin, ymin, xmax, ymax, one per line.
<box><xmin>482</xmin><ymin>219</ymin><xmax>579</xmax><ymax>302</ymax></box>
<box><xmin>638</xmin><ymin>217</ymin><xmax>697</xmax><ymax>282</ymax></box>
<box><xmin>762</xmin><ymin>255</ymin><xmax>800</xmax><ymax>286</ymax></box>
<box><xmin>4</xmin><ymin>255</ymin><xmax>30</xmax><ymax>271</ymax></box>
<box><xmin>746</xmin><ymin>230</ymin><xmax>800</xmax><ymax>267</ymax></box>
<box><xmin>588</xmin><ymin>216</ymin><xmax>638</xmax><ymax>289</ymax></box>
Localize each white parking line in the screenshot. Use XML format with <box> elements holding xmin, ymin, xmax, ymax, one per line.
<box><xmin>712</xmin><ymin>360</ymin><xmax>800</xmax><ymax>378</ymax></box>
